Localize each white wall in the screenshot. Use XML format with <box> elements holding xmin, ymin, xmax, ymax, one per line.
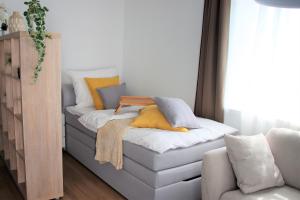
<box><xmin>2</xmin><ymin>0</ymin><xmax>125</xmax><ymax>83</ymax></box>
<box><xmin>123</xmin><ymin>0</ymin><xmax>204</xmax><ymax>108</ymax></box>
<box><xmin>3</xmin><ymin>0</ymin><xmax>204</xmax><ymax>108</ymax></box>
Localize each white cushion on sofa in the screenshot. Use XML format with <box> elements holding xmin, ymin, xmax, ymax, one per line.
<box><xmin>68</xmin><ymin>68</ymin><xmax>118</xmax><ymax>108</ymax></box>
<box><xmin>220</xmin><ymin>186</ymin><xmax>300</xmax><ymax>200</ymax></box>
<box><xmin>224</xmin><ymin>134</ymin><xmax>284</xmax><ymax>194</ymax></box>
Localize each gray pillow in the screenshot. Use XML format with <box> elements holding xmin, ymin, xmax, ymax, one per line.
<box><xmin>154</xmin><ymin>97</ymin><xmax>201</xmax><ymax>129</ymax></box>
<box><xmin>225</xmin><ymin>134</ymin><xmax>284</xmax><ymax>194</ymax></box>
<box><xmin>97</xmin><ymin>83</ymin><xmax>126</xmax><ymax>109</ymax></box>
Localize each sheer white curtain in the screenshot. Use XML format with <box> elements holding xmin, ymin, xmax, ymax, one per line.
<box><xmin>224</xmin><ymin>0</ymin><xmax>300</xmax><ymax>135</ymax></box>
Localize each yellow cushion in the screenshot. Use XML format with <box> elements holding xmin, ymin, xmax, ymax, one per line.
<box><xmin>85</xmin><ymin>76</ymin><xmax>120</xmax><ymax>109</ymax></box>
<box><xmin>131</xmin><ymin>105</ymin><xmax>188</xmax><ymax>132</ymax></box>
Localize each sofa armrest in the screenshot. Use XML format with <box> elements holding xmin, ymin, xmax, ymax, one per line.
<box><xmin>202</xmin><ymin>147</ymin><xmax>237</xmax><ymax>200</ymax></box>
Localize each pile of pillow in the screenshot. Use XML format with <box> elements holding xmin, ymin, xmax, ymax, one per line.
<box><xmin>131</xmin><ymin>97</ymin><xmax>201</xmax><ymax>132</ymax></box>
<box><xmin>69</xmin><ymin>68</ymin><xmax>126</xmax><ymax>110</ymax></box>
<box><xmin>69</xmin><ymin>68</ymin><xmax>201</xmax><ymax>132</ymax></box>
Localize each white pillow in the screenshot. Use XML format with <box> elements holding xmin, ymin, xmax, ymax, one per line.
<box><xmin>68</xmin><ymin>68</ymin><xmax>118</xmax><ymax>108</ymax></box>
<box><xmin>224</xmin><ymin>134</ymin><xmax>284</xmax><ymax>194</ymax></box>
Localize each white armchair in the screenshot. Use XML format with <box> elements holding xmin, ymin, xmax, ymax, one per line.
<box><xmin>201</xmin><ymin>128</ymin><xmax>300</xmax><ymax>200</ymax></box>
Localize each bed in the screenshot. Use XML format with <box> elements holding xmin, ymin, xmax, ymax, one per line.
<box><xmin>62</xmin><ymin>84</ymin><xmax>238</xmax><ymax>200</ymax></box>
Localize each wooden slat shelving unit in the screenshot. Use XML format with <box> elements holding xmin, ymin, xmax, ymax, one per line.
<box><xmin>0</xmin><ymin>32</ymin><xmax>63</xmax><ymax>200</ymax></box>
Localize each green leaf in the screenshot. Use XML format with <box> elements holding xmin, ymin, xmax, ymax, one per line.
<box><xmin>23</xmin><ymin>0</ymin><xmax>51</xmax><ymax>82</ymax></box>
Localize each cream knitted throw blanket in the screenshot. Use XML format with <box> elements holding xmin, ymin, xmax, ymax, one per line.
<box><xmin>94</xmin><ymin>118</ymin><xmax>132</xmax><ymax>170</ymax></box>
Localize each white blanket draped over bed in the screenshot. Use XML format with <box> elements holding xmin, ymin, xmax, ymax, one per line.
<box><xmin>70</xmin><ymin>106</ymin><xmax>238</xmax><ymax>154</ymax></box>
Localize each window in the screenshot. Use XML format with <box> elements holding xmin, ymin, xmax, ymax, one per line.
<box><xmin>224</xmin><ymin>0</ymin><xmax>300</xmax><ymax>133</ymax></box>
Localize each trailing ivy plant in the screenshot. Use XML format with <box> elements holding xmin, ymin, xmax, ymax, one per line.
<box><xmin>23</xmin><ymin>0</ymin><xmax>51</xmax><ymax>82</ymax></box>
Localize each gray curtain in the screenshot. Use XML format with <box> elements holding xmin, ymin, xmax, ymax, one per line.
<box><xmin>194</xmin><ymin>0</ymin><xmax>231</xmax><ymax>122</ymax></box>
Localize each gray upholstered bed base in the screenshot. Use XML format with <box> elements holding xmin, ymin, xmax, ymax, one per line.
<box><xmin>66</xmin><ymin>124</ymin><xmax>202</xmax><ymax>200</ymax></box>
<box><xmin>62</xmin><ymin>84</ymin><xmax>225</xmax><ymax>200</ymax></box>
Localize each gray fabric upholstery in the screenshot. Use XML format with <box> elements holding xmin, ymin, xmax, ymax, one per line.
<box><xmin>62</xmin><ymin>84</ymin><xmax>76</xmax><ymax>110</ymax></box>
<box><xmin>65</xmin><ymin>111</ymin><xmax>96</xmax><ymax>138</ymax></box>
<box><xmin>220</xmin><ymin>186</ymin><xmax>300</xmax><ymax>200</ymax></box>
<box><xmin>97</xmin><ymin>83</ymin><xmax>126</xmax><ymax>109</ymax></box>
<box><xmin>155</xmin><ymin>97</ymin><xmax>201</xmax><ymax>129</ymax></box>
<box><xmin>124</xmin><ymin>154</ymin><xmax>202</xmax><ymax>188</ymax></box>
<box><xmin>201</xmin><ymin>148</ymin><xmax>237</xmax><ymax>200</ymax></box>
<box><xmin>124</xmin><ymin>138</ymin><xmax>225</xmax><ymax>171</ymax></box>
<box><xmin>65</xmin><ymin>110</ymin><xmax>226</xmax><ymax>171</ymax></box>
<box><xmin>202</xmin><ymin>128</ymin><xmax>300</xmax><ymax>200</ymax></box>
<box><xmin>66</xmin><ymin>126</ymin><xmax>202</xmax><ymax>200</ymax></box>
<box><xmin>66</xmin><ymin>124</ymin><xmax>203</xmax><ymax>188</ymax></box>
<box><xmin>66</xmin><ymin>133</ymin><xmax>156</xmax><ymax>200</ymax></box>
<box><xmin>266</xmin><ymin>128</ymin><xmax>300</xmax><ymax>190</ymax></box>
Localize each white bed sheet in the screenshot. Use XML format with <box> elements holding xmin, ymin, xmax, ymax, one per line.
<box><xmin>78</xmin><ymin>107</ymin><xmax>140</xmax><ymax>132</ymax></box>
<box><xmin>66</xmin><ymin>106</ymin><xmax>96</xmax><ymax>116</ymax></box>
<box><xmin>76</xmin><ymin>108</ymin><xmax>238</xmax><ymax>153</ymax></box>
<box><xmin>124</xmin><ymin>118</ymin><xmax>237</xmax><ymax>153</ymax></box>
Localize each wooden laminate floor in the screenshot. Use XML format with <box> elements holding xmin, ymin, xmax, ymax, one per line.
<box><xmin>0</xmin><ymin>152</ymin><xmax>126</xmax><ymax>200</ymax></box>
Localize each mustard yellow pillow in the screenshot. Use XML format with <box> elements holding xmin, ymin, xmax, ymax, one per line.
<box><xmin>131</xmin><ymin>105</ymin><xmax>188</xmax><ymax>132</ymax></box>
<box><xmin>85</xmin><ymin>76</ymin><xmax>119</xmax><ymax>109</ymax></box>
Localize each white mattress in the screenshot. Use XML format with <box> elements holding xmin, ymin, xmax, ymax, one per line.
<box><xmin>123</xmin><ymin>119</ymin><xmax>237</xmax><ymax>153</ymax></box>
<box><xmin>69</xmin><ymin>106</ymin><xmax>238</xmax><ymax>153</ymax></box>
<box><xmin>66</xmin><ymin>106</ymin><xmax>96</xmax><ymax>116</ymax></box>
<box><xmin>66</xmin><ymin>105</ymin><xmax>143</xmax><ymax>116</ymax></box>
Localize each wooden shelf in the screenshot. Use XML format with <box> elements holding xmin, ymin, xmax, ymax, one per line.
<box><xmin>4</xmin><ymin>71</ymin><xmax>12</xmax><ymax>76</ymax></box>
<box><xmin>3</xmin><ymin>131</ymin><xmax>8</xmax><ymax>138</ymax></box>
<box><xmin>2</xmin><ymin>154</ymin><xmax>26</xmax><ymax>196</ymax></box>
<box><xmin>18</xmin><ymin>183</ymin><xmax>26</xmax><ymax>197</ymax></box>
<box><xmin>6</xmin><ymin>107</ymin><xmax>14</xmax><ymax>114</ymax></box>
<box><xmin>16</xmin><ymin>149</ymin><xmax>24</xmax><ymax>159</ymax></box>
<box><xmin>8</xmin><ymin>143</ymin><xmax>17</xmax><ymax>170</ymax></box>
<box><xmin>16</xmin><ymin>153</ymin><xmax>25</xmax><ymax>184</ymax></box>
<box><xmin>4</xmin><ymin>52</ymin><xmax>11</xmax><ymax>56</ymax></box>
<box><xmin>5</xmin><ymin>159</ymin><xmax>10</xmax><ymax>168</ymax></box>
<box><xmin>3</xmin><ymin>136</ymin><xmax>10</xmax><ymax>160</ymax></box>
<box><xmin>11</xmin><ymin>169</ymin><xmax>17</xmax><ymax>182</ymax></box>
<box><xmin>0</xmin><ymin>32</ymin><xmax>63</xmax><ymax>200</ymax></box>
<box><xmin>9</xmin><ymin>139</ymin><xmax>16</xmax><ymax>149</ymax></box>
<box><xmin>15</xmin><ymin>114</ymin><xmax>22</xmax><ymax>122</ymax></box>
<box><xmin>1</xmin><ymin>98</ymin><xmax>6</xmax><ymax>104</ymax></box>
<box><xmin>3</xmin><ymin>74</ymin><xmax>20</xmax><ymax>80</ymax></box>
<box><xmin>6</xmin><ymin>107</ymin><xmax>14</xmax><ymax>115</ymax></box>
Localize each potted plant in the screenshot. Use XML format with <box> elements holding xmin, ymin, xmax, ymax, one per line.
<box><xmin>23</xmin><ymin>0</ymin><xmax>50</xmax><ymax>82</ymax></box>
